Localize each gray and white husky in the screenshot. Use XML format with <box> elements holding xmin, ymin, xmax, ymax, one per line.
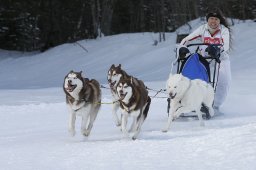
<box><xmin>107</xmin><ymin>64</ymin><xmax>130</xmax><ymax>127</ymax></box>
<box><xmin>116</xmin><ymin>77</ymin><xmax>151</xmax><ymax>140</ymax></box>
<box><xmin>63</xmin><ymin>70</ymin><xmax>101</xmax><ymax>137</ymax></box>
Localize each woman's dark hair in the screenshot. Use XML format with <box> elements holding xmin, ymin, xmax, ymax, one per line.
<box><xmin>206</xmin><ymin>7</ymin><xmax>232</xmax><ymax>51</ymax></box>
<box><xmin>206</xmin><ymin>7</ymin><xmax>229</xmax><ymax>28</ymax></box>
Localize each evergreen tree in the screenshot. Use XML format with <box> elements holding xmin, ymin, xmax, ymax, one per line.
<box><xmin>0</xmin><ymin>0</ymin><xmax>255</xmax><ymax>51</ymax></box>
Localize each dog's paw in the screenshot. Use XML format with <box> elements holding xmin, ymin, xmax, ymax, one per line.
<box><xmin>69</xmin><ymin>129</ymin><xmax>76</xmax><ymax>137</ymax></box>
<box><xmin>116</xmin><ymin>122</ymin><xmax>121</xmax><ymax>127</ymax></box>
<box><xmin>162</xmin><ymin>129</ymin><xmax>168</xmax><ymax>133</ymax></box>
<box><xmin>132</xmin><ymin>136</ymin><xmax>137</xmax><ymax>140</ymax></box>
<box><xmin>82</xmin><ymin>129</ymin><xmax>91</xmax><ymax>137</ymax></box>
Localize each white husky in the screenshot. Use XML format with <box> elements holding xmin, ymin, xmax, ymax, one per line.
<box><xmin>162</xmin><ymin>74</ymin><xmax>214</xmax><ymax>132</ymax></box>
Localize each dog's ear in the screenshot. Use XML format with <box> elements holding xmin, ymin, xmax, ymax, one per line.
<box><xmin>168</xmin><ymin>73</ymin><xmax>173</xmax><ymax>79</ymax></box>
<box><xmin>78</xmin><ymin>71</ymin><xmax>83</xmax><ymax>77</ymax></box>
<box><xmin>69</xmin><ymin>70</ymin><xmax>74</xmax><ymax>73</ymax></box>
<box><xmin>130</xmin><ymin>77</ymin><xmax>133</xmax><ymax>84</ymax></box>
<box><xmin>118</xmin><ymin>64</ymin><xmax>121</xmax><ymax>68</ymax></box>
<box><xmin>130</xmin><ymin>77</ymin><xmax>138</xmax><ymax>85</ymax></box>
<box><xmin>166</xmin><ymin>81</ymin><xmax>169</xmax><ymax>90</ymax></box>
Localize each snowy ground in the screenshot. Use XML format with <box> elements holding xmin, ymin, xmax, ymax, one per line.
<box><xmin>0</xmin><ymin>19</ymin><xmax>256</xmax><ymax>170</ymax></box>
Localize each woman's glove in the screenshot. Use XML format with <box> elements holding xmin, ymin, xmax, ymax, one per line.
<box><xmin>178</xmin><ymin>45</ymin><xmax>190</xmax><ymax>59</ymax></box>
<box><xmin>205</xmin><ymin>44</ymin><xmax>221</xmax><ymax>58</ymax></box>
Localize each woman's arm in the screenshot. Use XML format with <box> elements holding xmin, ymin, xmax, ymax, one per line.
<box><xmin>180</xmin><ymin>25</ymin><xmax>205</xmax><ymax>46</ymax></box>
<box><xmin>221</xmin><ymin>25</ymin><xmax>230</xmax><ymax>52</ymax></box>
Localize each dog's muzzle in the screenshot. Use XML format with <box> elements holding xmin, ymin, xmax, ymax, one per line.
<box><xmin>119</xmin><ymin>90</ymin><xmax>127</xmax><ymax>100</ymax></box>
<box><xmin>109</xmin><ymin>80</ymin><xmax>116</xmax><ymax>88</ymax></box>
<box><xmin>66</xmin><ymin>81</ymin><xmax>77</xmax><ymax>92</ymax></box>
<box><xmin>169</xmin><ymin>92</ymin><xmax>176</xmax><ymax>99</ymax></box>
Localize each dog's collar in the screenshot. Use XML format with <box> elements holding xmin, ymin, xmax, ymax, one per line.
<box><xmin>119</xmin><ymin>96</ymin><xmax>135</xmax><ymax>113</ymax></box>
<box><xmin>74</xmin><ymin>107</ymin><xmax>82</xmax><ymax>112</ymax></box>
<box><xmin>124</xmin><ymin>106</ymin><xmax>133</xmax><ymax>113</ymax></box>
<box><xmin>119</xmin><ymin>101</ymin><xmax>133</xmax><ymax>113</ymax></box>
<box><xmin>71</xmin><ymin>99</ymin><xmax>88</xmax><ymax>112</ymax></box>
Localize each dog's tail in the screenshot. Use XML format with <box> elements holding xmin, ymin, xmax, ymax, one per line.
<box><xmin>143</xmin><ymin>97</ymin><xmax>151</xmax><ymax>119</ymax></box>
<box><xmin>137</xmin><ymin>96</ymin><xmax>151</xmax><ymax>123</ymax></box>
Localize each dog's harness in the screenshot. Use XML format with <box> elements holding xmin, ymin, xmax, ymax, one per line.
<box><xmin>173</xmin><ymin>80</ymin><xmax>192</xmax><ymax>113</ymax></box>
<box><xmin>82</xmin><ymin>98</ymin><xmax>119</xmax><ymax>105</ymax></box>
<box><xmin>166</xmin><ymin>80</ymin><xmax>192</xmax><ymax>117</ymax></box>
<box><xmin>172</xmin><ymin>80</ymin><xmax>191</xmax><ymax>112</ymax></box>
<box><xmin>178</xmin><ymin>79</ymin><xmax>192</xmax><ymax>103</ymax></box>
<box><xmin>72</xmin><ymin>99</ymin><xmax>102</xmax><ymax>112</ymax></box>
<box><xmin>122</xmin><ymin>106</ymin><xmax>132</xmax><ymax>113</ymax></box>
<box><xmin>71</xmin><ymin>98</ymin><xmax>89</xmax><ymax>112</ymax></box>
<box><xmin>119</xmin><ymin>101</ymin><xmax>133</xmax><ymax>113</ymax></box>
<box><xmin>119</xmin><ymin>96</ymin><xmax>136</xmax><ymax>113</ymax></box>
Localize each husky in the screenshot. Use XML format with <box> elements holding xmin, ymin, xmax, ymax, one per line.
<box><xmin>162</xmin><ymin>74</ymin><xmax>214</xmax><ymax>132</ymax></box>
<box><xmin>63</xmin><ymin>70</ymin><xmax>101</xmax><ymax>137</ymax></box>
<box><xmin>107</xmin><ymin>64</ymin><xmax>130</xmax><ymax>127</ymax></box>
<box><xmin>116</xmin><ymin>77</ymin><xmax>151</xmax><ymax>140</ymax></box>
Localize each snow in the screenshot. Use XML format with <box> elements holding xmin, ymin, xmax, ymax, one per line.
<box><xmin>0</xmin><ymin>19</ymin><xmax>256</xmax><ymax>170</ymax></box>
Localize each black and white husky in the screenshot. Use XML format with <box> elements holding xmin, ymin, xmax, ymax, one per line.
<box><xmin>116</xmin><ymin>77</ymin><xmax>151</xmax><ymax>140</ymax></box>
<box><xmin>63</xmin><ymin>70</ymin><xmax>101</xmax><ymax>137</ymax></box>
<box><xmin>107</xmin><ymin>64</ymin><xmax>130</xmax><ymax>127</ymax></box>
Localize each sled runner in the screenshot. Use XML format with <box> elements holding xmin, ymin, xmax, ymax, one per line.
<box><xmin>167</xmin><ymin>43</ymin><xmax>222</xmax><ymax>119</ymax></box>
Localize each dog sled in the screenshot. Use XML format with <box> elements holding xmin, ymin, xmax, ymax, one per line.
<box><xmin>167</xmin><ymin>43</ymin><xmax>222</xmax><ymax>119</ymax></box>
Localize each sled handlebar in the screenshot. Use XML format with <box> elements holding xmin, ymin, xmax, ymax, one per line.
<box><xmin>186</xmin><ymin>43</ymin><xmax>223</xmax><ymax>48</ymax></box>
<box><xmin>186</xmin><ymin>43</ymin><xmax>222</xmax><ymax>63</ymax></box>
<box><xmin>204</xmin><ymin>56</ymin><xmax>220</xmax><ymax>63</ymax></box>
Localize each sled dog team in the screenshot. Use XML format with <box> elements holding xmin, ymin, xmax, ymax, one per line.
<box><xmin>63</xmin><ymin>64</ymin><xmax>215</xmax><ymax>140</ymax></box>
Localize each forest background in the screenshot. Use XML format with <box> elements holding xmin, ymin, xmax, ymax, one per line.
<box><xmin>0</xmin><ymin>0</ymin><xmax>255</xmax><ymax>52</ymax></box>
